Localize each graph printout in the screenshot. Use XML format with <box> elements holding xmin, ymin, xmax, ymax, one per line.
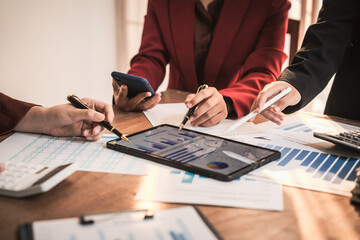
<box><xmin>0</xmin><ymin>132</ymin><xmax>161</xmax><ymax>175</ymax></box>
<box><xmin>136</xmin><ymin>168</ymin><xmax>283</xmax><ymax>211</ymax></box>
<box><xmin>250</xmin><ymin>143</ymin><xmax>360</xmax><ymax>196</ymax></box>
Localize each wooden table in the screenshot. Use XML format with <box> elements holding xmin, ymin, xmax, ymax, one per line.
<box><xmin>0</xmin><ymin>89</ymin><xmax>359</xmax><ymax>240</ymax></box>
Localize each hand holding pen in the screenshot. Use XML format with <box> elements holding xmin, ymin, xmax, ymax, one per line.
<box><xmin>67</xmin><ymin>95</ymin><xmax>130</xmax><ymax>142</ymax></box>
<box><xmin>179</xmin><ymin>84</ymin><xmax>208</xmax><ymax>130</ymax></box>
<box><xmin>224</xmin><ymin>87</ymin><xmax>292</xmax><ymax>134</ymax></box>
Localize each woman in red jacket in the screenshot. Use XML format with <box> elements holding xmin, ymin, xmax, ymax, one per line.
<box><xmin>113</xmin><ymin>0</ymin><xmax>290</xmax><ymax>127</ymax></box>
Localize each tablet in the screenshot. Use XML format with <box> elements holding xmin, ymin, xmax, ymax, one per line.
<box><xmin>107</xmin><ymin>124</ymin><xmax>280</xmax><ymax>181</ymax></box>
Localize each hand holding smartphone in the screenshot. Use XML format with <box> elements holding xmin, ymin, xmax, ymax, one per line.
<box><xmin>112</xmin><ymin>71</ymin><xmax>155</xmax><ymax>100</ymax></box>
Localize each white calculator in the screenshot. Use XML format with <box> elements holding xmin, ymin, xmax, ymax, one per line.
<box><xmin>0</xmin><ymin>162</ymin><xmax>77</xmax><ymax>198</ymax></box>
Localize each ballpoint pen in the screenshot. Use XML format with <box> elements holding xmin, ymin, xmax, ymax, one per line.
<box><xmin>67</xmin><ymin>94</ymin><xmax>130</xmax><ymax>142</ymax></box>
<box><xmin>224</xmin><ymin>87</ymin><xmax>292</xmax><ymax>134</ymax></box>
<box><xmin>179</xmin><ymin>84</ymin><xmax>208</xmax><ymax>130</ymax></box>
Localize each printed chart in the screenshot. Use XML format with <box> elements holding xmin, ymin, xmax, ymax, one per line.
<box><xmin>250</xmin><ymin>143</ymin><xmax>360</xmax><ymax>196</ymax></box>
<box><xmin>136</xmin><ymin>168</ymin><xmax>283</xmax><ymax>211</ymax></box>
<box><xmin>0</xmin><ymin>133</ymin><xmax>160</xmax><ymax>175</ymax></box>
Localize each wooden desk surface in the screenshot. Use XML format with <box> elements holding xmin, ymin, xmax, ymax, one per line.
<box><xmin>0</xmin><ymin>89</ymin><xmax>359</xmax><ymax>240</ymax></box>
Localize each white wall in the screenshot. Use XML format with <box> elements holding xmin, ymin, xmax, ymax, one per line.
<box><xmin>0</xmin><ymin>0</ymin><xmax>117</xmax><ymax>106</ymax></box>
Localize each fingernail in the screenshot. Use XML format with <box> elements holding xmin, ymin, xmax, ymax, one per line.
<box><xmin>274</xmin><ymin>106</ymin><xmax>280</xmax><ymax>112</ymax></box>
<box><xmin>187</xmin><ymin>103</ymin><xmax>192</xmax><ymax>108</ymax></box>
<box><xmin>83</xmin><ymin>130</ymin><xmax>90</xmax><ymax>136</ymax></box>
<box><xmin>93</xmin><ymin>127</ymin><xmax>100</xmax><ymax>135</ymax></box>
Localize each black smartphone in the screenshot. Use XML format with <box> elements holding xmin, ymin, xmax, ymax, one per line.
<box><xmin>107</xmin><ymin>124</ymin><xmax>280</xmax><ymax>181</ymax></box>
<box><xmin>112</xmin><ymin>71</ymin><xmax>155</xmax><ymax>99</ymax></box>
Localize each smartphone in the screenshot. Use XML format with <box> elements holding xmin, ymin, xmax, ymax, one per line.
<box><xmin>107</xmin><ymin>124</ymin><xmax>280</xmax><ymax>181</ymax></box>
<box><xmin>112</xmin><ymin>71</ymin><xmax>155</xmax><ymax>99</ymax></box>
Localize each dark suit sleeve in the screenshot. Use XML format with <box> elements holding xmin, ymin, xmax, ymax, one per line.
<box><xmin>280</xmin><ymin>0</ymin><xmax>359</xmax><ymax>113</ymax></box>
<box><xmin>0</xmin><ymin>93</ymin><xmax>36</xmax><ymax>135</ymax></box>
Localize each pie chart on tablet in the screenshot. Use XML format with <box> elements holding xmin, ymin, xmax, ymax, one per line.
<box><xmin>207</xmin><ymin>161</ymin><xmax>228</xmax><ymax>169</ymax></box>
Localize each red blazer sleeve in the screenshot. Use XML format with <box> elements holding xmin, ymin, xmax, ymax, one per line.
<box><xmin>127</xmin><ymin>1</ymin><xmax>169</xmax><ymax>90</ymax></box>
<box><xmin>0</xmin><ymin>93</ymin><xmax>36</xmax><ymax>135</ymax></box>
<box><xmin>219</xmin><ymin>0</ymin><xmax>290</xmax><ymax>118</ymax></box>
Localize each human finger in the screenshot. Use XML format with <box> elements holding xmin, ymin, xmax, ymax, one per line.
<box><xmin>190</xmin><ymin>95</ymin><xmax>220</xmax><ymax>123</ymax></box>
<box><xmin>185</xmin><ymin>88</ymin><xmax>215</xmax><ymax>108</ymax></box>
<box><xmin>66</xmin><ymin>108</ymin><xmax>105</xmax><ymax>125</ymax></box>
<box><xmin>184</xmin><ymin>94</ymin><xmax>195</xmax><ymax>105</ymax></box>
<box><xmin>259</xmin><ymin>108</ymin><xmax>284</xmax><ymax>125</ymax></box>
<box><xmin>83</xmin><ymin>125</ymin><xmax>105</xmax><ymax>141</ymax></box>
<box><xmin>0</xmin><ymin>164</ymin><xmax>5</xmax><ymax>172</ymax></box>
<box><xmin>198</xmin><ymin>112</ymin><xmax>226</xmax><ymax>127</ymax></box>
<box><xmin>123</xmin><ymin>92</ymin><xmax>153</xmax><ymax>111</ymax></box>
<box><xmin>82</xmin><ymin>98</ymin><xmax>114</xmax><ymax>123</ymax></box>
<box><xmin>112</xmin><ymin>80</ymin><xmax>123</xmax><ymax>106</ymax></box>
<box><xmin>255</xmin><ymin>86</ymin><xmax>284</xmax><ymax>113</ymax></box>
<box><xmin>192</xmin><ymin>105</ymin><xmax>227</xmax><ymax>127</ymax></box>
<box><xmin>135</xmin><ymin>92</ymin><xmax>162</xmax><ymax>110</ymax></box>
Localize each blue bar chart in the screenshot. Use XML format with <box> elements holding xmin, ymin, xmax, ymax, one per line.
<box><xmin>251</xmin><ymin>144</ymin><xmax>359</xmax><ymax>196</ymax></box>
<box><xmin>277</xmin><ymin>123</ymin><xmax>313</xmax><ymax>133</ymax></box>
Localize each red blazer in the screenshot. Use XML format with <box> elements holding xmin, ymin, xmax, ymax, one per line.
<box><xmin>0</xmin><ymin>93</ymin><xmax>36</xmax><ymax>135</ymax></box>
<box><xmin>128</xmin><ymin>0</ymin><xmax>290</xmax><ymax>118</ymax></box>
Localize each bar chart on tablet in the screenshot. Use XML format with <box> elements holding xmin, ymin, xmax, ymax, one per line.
<box><xmin>250</xmin><ymin>143</ymin><xmax>360</xmax><ymax>196</ymax></box>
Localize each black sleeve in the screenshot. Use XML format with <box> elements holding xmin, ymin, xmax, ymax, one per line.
<box><xmin>279</xmin><ymin>0</ymin><xmax>359</xmax><ymax>113</ymax></box>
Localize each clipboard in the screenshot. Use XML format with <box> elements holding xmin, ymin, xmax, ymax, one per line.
<box><xmin>18</xmin><ymin>206</ymin><xmax>223</xmax><ymax>240</ymax></box>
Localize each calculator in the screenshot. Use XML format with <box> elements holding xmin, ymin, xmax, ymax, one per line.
<box><xmin>314</xmin><ymin>130</ymin><xmax>360</xmax><ymax>153</ymax></box>
<box><xmin>0</xmin><ymin>162</ymin><xmax>77</xmax><ymax>198</ymax></box>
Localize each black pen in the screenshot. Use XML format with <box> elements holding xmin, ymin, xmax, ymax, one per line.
<box><xmin>179</xmin><ymin>84</ymin><xmax>208</xmax><ymax>130</ymax></box>
<box><xmin>67</xmin><ymin>94</ymin><xmax>130</xmax><ymax>142</ymax></box>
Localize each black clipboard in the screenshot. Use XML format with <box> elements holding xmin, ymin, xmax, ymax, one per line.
<box><xmin>18</xmin><ymin>206</ymin><xmax>223</xmax><ymax>240</ymax></box>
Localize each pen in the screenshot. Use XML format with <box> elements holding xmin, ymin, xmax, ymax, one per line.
<box><xmin>179</xmin><ymin>84</ymin><xmax>208</xmax><ymax>130</ymax></box>
<box><xmin>67</xmin><ymin>94</ymin><xmax>130</xmax><ymax>142</ymax></box>
<box><xmin>224</xmin><ymin>87</ymin><xmax>292</xmax><ymax>134</ymax></box>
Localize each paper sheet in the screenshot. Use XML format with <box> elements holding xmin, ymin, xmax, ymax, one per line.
<box><xmin>237</xmin><ymin>136</ymin><xmax>360</xmax><ymax>196</ymax></box>
<box><xmin>135</xmin><ymin>168</ymin><xmax>283</xmax><ymax>211</ymax></box>
<box><xmin>32</xmin><ymin>206</ymin><xmax>219</xmax><ymax>240</ymax></box>
<box><xmin>144</xmin><ymin>103</ymin><xmax>267</xmax><ymax>137</ymax></box>
<box><xmin>0</xmin><ymin>133</ymin><xmax>166</xmax><ymax>175</ymax></box>
<box><xmin>253</xmin><ymin>113</ymin><xmax>359</xmax><ymax>146</ymax></box>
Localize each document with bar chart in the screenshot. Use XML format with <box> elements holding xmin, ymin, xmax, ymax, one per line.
<box><xmin>0</xmin><ymin>132</ymin><xmax>161</xmax><ymax>175</ymax></box>
<box><xmin>135</xmin><ymin>168</ymin><xmax>283</xmax><ymax>211</ymax></box>
<box><xmin>249</xmin><ymin>140</ymin><xmax>360</xmax><ymax>196</ymax></box>
<box><xmin>256</xmin><ymin>113</ymin><xmax>359</xmax><ymax>146</ymax></box>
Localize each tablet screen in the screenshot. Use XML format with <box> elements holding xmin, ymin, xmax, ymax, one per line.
<box><xmin>112</xmin><ymin>125</ymin><xmax>278</xmax><ymax>176</ymax></box>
